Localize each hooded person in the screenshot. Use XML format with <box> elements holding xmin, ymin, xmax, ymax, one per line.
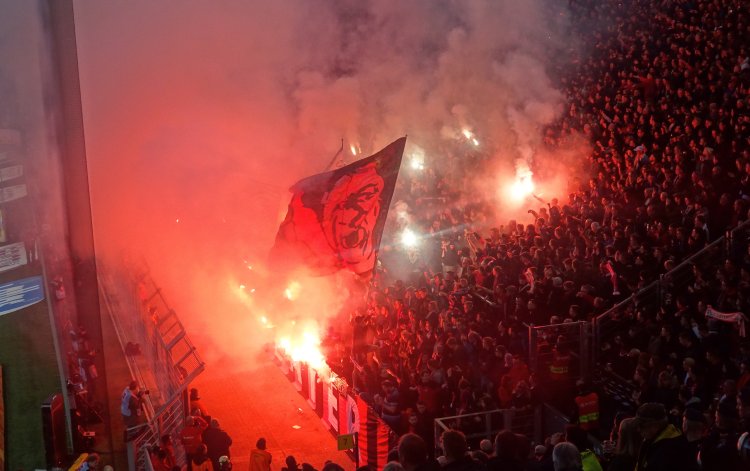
<box><xmin>203</xmin><ymin>419</ymin><xmax>233</xmax><ymax>471</ymax></box>
<box><xmin>634</xmin><ymin>403</ymin><xmax>698</xmax><ymax>471</ymax></box>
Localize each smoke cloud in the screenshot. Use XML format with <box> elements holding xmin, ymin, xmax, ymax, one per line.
<box><xmin>72</xmin><ymin>0</ymin><xmax>580</xmax><ymax>365</ymax></box>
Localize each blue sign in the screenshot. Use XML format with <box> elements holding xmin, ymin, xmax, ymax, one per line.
<box><xmin>0</xmin><ymin>276</ymin><xmax>45</xmax><ymax>316</ymax></box>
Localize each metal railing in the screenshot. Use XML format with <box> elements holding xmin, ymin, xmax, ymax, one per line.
<box><xmin>126</xmin><ymin>391</ymin><xmax>188</xmax><ymax>471</ymax></box>
<box><xmin>98</xmin><ymin>258</ymin><xmax>205</xmax><ymax>471</ymax></box>
<box><xmin>432</xmin><ymin>403</ymin><xmax>581</xmax><ymax>456</ymax></box>
<box><xmin>434</xmin><ymin>407</ymin><xmax>540</xmax><ymax>456</ymax></box>
<box><xmin>592</xmin><ymin>218</ymin><xmax>750</xmax><ymax>362</ymax></box>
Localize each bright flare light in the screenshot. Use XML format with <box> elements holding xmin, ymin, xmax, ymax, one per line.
<box><xmin>461</xmin><ymin>129</ymin><xmax>480</xmax><ymax>147</ymax></box>
<box><xmin>410</xmin><ymin>157</ymin><xmax>425</xmax><ymax>171</ymax></box>
<box><xmin>350</xmin><ymin>144</ymin><xmax>360</xmax><ymax>156</ymax></box>
<box><xmin>278</xmin><ymin>330</ymin><xmax>327</xmax><ymax>370</ymax></box>
<box><xmin>401</xmin><ymin>228</ymin><xmax>419</xmax><ymax>248</ymax></box>
<box><xmin>507</xmin><ymin>172</ymin><xmax>535</xmax><ymax>202</ymax></box>
<box><xmin>284</xmin><ymin>281</ymin><xmax>301</xmax><ymax>301</ymax></box>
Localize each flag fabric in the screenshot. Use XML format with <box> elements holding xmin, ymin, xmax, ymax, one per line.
<box><xmin>356</xmin><ymin>395</ymin><xmax>391</xmax><ymax>470</ymax></box>
<box><xmin>270</xmin><ymin>138</ymin><xmax>406</xmax><ymax>278</ymax></box>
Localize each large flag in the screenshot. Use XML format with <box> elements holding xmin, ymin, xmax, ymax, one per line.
<box><xmin>270</xmin><ymin>137</ymin><xmax>406</xmax><ymax>277</ymax></box>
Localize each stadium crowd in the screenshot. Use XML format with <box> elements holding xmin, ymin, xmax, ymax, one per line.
<box><xmin>321</xmin><ymin>0</ymin><xmax>750</xmax><ymax>469</ymax></box>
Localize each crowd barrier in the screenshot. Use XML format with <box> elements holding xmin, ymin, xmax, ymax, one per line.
<box><xmin>434</xmin><ymin>407</ymin><xmax>539</xmax><ymax>456</ymax></box>
<box><xmin>274</xmin><ymin>348</ymin><xmax>396</xmax><ymax>470</ymax></box>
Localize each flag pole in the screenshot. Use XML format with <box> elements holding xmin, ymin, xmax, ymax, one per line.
<box><xmin>325</xmin><ymin>138</ymin><xmax>345</xmax><ymax>171</ymax></box>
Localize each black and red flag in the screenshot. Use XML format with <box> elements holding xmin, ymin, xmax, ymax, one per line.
<box><xmin>270</xmin><ymin>137</ymin><xmax>406</xmax><ymax>278</ymax></box>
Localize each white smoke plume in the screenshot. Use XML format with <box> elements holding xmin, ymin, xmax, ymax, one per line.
<box><xmin>72</xmin><ymin>0</ymin><xmax>577</xmax><ymax>364</ymax></box>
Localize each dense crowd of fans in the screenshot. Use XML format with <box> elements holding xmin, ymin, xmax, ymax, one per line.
<box><xmin>319</xmin><ymin>0</ymin><xmax>750</xmax><ymax>469</ymax></box>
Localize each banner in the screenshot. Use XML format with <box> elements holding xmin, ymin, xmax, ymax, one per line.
<box><xmin>706</xmin><ymin>305</ymin><xmax>748</xmax><ymax>336</ymax></box>
<box><xmin>0</xmin><ymin>184</ymin><xmax>27</xmax><ymax>204</ymax></box>
<box><xmin>270</xmin><ymin>137</ymin><xmax>406</xmax><ymax>278</ymax></box>
<box><xmin>0</xmin><ymin>276</ymin><xmax>45</xmax><ymax>317</ymax></box>
<box><xmin>0</xmin><ymin>365</ymin><xmax>4</xmax><ymax>471</ymax></box>
<box><xmin>276</xmin><ymin>346</ymin><xmax>395</xmax><ymax>469</ymax></box>
<box><xmin>0</xmin><ymin>242</ymin><xmax>26</xmax><ymax>273</ymax></box>
<box><xmin>356</xmin><ymin>395</ymin><xmax>390</xmax><ymax>470</ymax></box>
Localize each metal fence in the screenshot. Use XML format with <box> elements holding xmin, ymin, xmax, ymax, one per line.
<box><xmin>434</xmin><ymin>408</ymin><xmax>539</xmax><ymax>455</ymax></box>
<box><xmin>433</xmin><ymin>404</ymin><xmax>575</xmax><ymax>456</ymax></box>
<box><xmin>98</xmin><ymin>258</ymin><xmax>205</xmax><ymax>471</ymax></box>
<box><xmin>528</xmin><ymin>321</ymin><xmax>590</xmax><ymax>386</ymax></box>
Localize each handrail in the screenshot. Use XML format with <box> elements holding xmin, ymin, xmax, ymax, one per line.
<box><xmin>592</xmin><ymin>218</ymin><xmax>750</xmax><ymax>359</ymax></box>
<box><xmin>594</xmin><ymin>279</ymin><xmax>658</xmax><ymax>325</ymax></box>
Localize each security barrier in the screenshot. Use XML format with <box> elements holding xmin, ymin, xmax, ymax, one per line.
<box><xmin>433</xmin><ymin>407</ymin><xmax>539</xmax><ymax>455</ymax></box>
<box><xmin>274</xmin><ymin>347</ymin><xmax>396</xmax><ymax>470</ymax></box>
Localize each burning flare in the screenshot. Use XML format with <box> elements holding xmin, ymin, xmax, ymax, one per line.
<box><xmin>461</xmin><ymin>129</ymin><xmax>480</xmax><ymax>147</ymax></box>
<box><xmin>284</xmin><ymin>280</ymin><xmax>301</xmax><ymax>300</ymax></box>
<box><xmin>278</xmin><ymin>329</ymin><xmax>327</xmax><ymax>371</ymax></box>
<box><xmin>507</xmin><ymin>170</ymin><xmax>535</xmax><ymax>203</ymax></box>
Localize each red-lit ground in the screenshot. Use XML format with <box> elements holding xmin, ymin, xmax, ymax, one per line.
<box><xmin>192</xmin><ymin>351</ymin><xmax>354</xmax><ymax>471</ymax></box>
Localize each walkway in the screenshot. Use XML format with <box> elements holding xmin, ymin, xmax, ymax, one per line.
<box><xmin>192</xmin><ymin>349</ymin><xmax>354</xmax><ymax>471</ymax></box>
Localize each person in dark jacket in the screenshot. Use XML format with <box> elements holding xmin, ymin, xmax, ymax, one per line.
<box><xmin>202</xmin><ymin>419</ymin><xmax>233</xmax><ymax>471</ymax></box>
<box><xmin>634</xmin><ymin>403</ymin><xmax>698</xmax><ymax>471</ymax></box>
<box><xmin>486</xmin><ymin>430</ymin><xmax>525</xmax><ymax>471</ymax></box>
<box><xmin>698</xmin><ymin>401</ymin><xmax>743</xmax><ymax>471</ymax></box>
<box><xmin>607</xmin><ymin>417</ymin><xmax>640</xmax><ymax>471</ymax></box>
<box><xmin>397</xmin><ymin>433</ymin><xmax>441</xmax><ymax>471</ymax></box>
<box><xmin>439</xmin><ymin>430</ymin><xmax>482</xmax><ymax>471</ymax></box>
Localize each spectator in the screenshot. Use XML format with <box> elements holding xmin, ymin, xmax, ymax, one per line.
<box><xmin>552</xmin><ymin>443</ymin><xmax>582</xmax><ymax>471</ymax></box>
<box><xmin>564</xmin><ymin>425</ymin><xmax>602</xmax><ymax>471</ymax></box>
<box><xmin>682</xmin><ymin>408</ymin><xmax>706</xmax><ymax>462</ymax></box>
<box><xmin>160</xmin><ymin>434</ymin><xmax>177</xmax><ymax>470</ymax></box>
<box><xmin>699</xmin><ymin>400</ymin><xmax>742</xmax><ymax>470</ymax></box>
<box><xmin>120</xmin><ymin>381</ymin><xmax>145</xmax><ymax>428</ymax></box>
<box><xmin>397</xmin><ymin>433</ymin><xmax>440</xmax><ymax>471</ymax></box>
<box><xmin>281</xmin><ymin>456</ymin><xmax>300</xmax><ymax>471</ymax></box>
<box><xmin>191</xmin><ymin>444</ymin><xmax>213</xmax><ymax>471</ymax></box>
<box><xmin>486</xmin><ymin>430</ymin><xmax>524</xmax><ymax>471</ymax></box>
<box><xmin>249</xmin><ymin>438</ymin><xmax>272</xmax><ymax>471</ymax></box>
<box><xmin>439</xmin><ymin>430</ymin><xmax>481</xmax><ymax>471</ymax></box>
<box><xmin>606</xmin><ymin>418</ymin><xmax>640</xmax><ymax>471</ymax></box>
<box><xmin>634</xmin><ymin>403</ymin><xmax>697</xmax><ymax>471</ymax></box>
<box><xmin>180</xmin><ymin>416</ymin><xmax>209</xmax><ymax>470</ymax></box>
<box><xmin>203</xmin><ymin>419</ymin><xmax>233</xmax><ymax>471</ymax></box>
<box><xmin>219</xmin><ymin>456</ymin><xmax>233</xmax><ymax>471</ymax></box>
<box><xmin>78</xmin><ymin>452</ymin><xmax>99</xmax><ymax>471</ymax></box>
<box><xmin>190</xmin><ymin>388</ymin><xmax>209</xmax><ymax>418</ymax></box>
